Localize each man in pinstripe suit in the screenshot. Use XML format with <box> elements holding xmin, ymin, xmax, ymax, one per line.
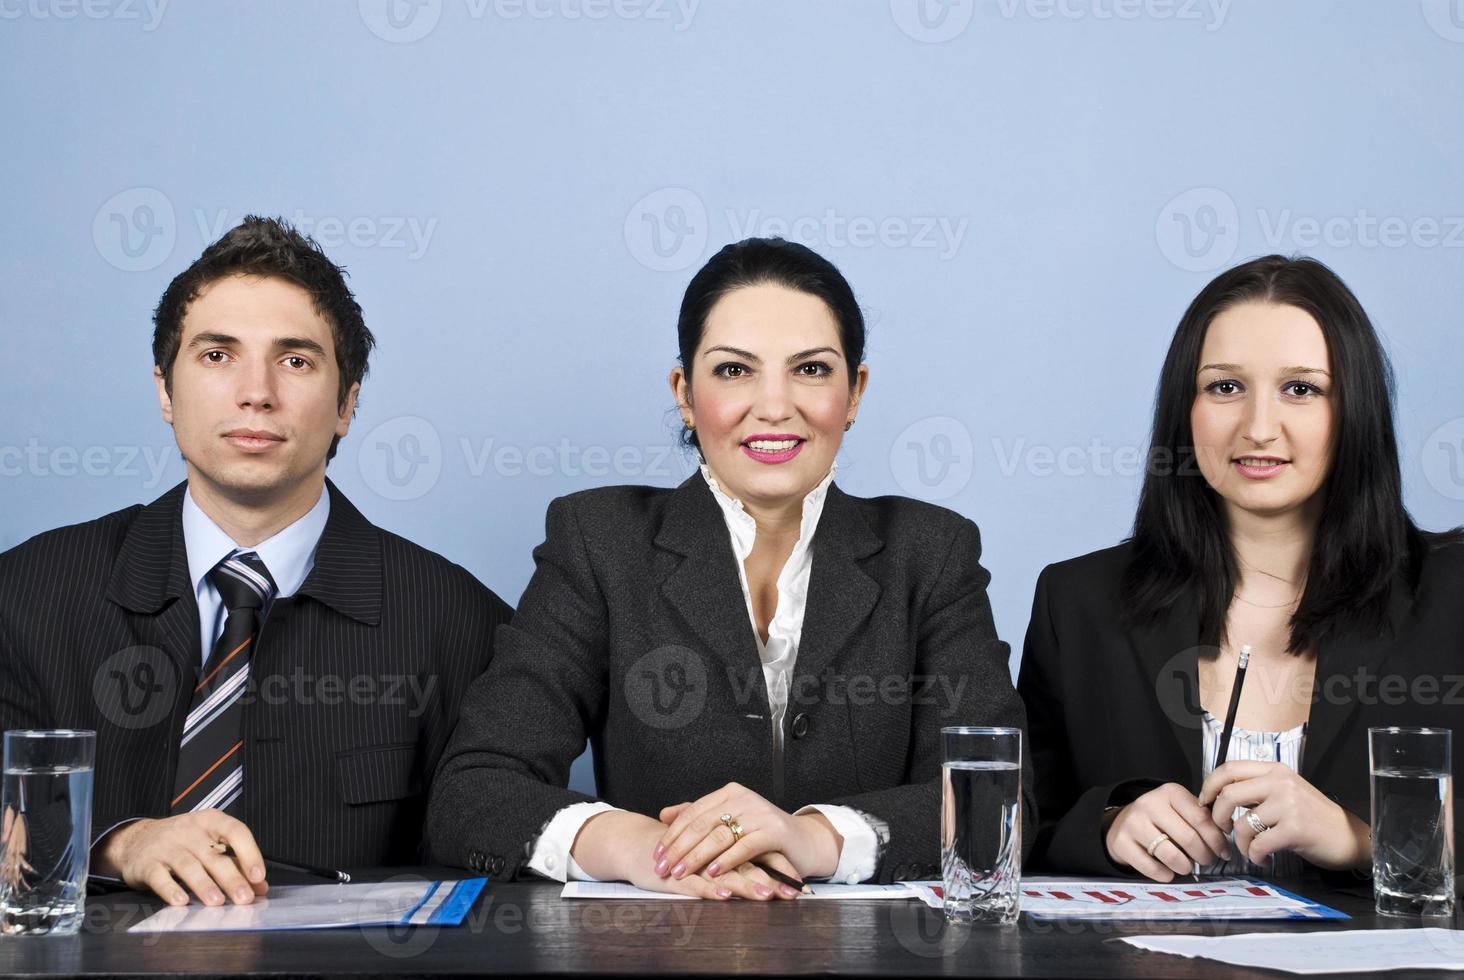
<box><xmin>0</xmin><ymin>217</ymin><xmax>511</xmax><ymax>908</ymax></box>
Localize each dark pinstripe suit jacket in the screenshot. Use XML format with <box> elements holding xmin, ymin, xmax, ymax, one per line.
<box><xmin>0</xmin><ymin>480</ymin><xmax>511</xmax><ymax>869</ymax></box>
<box><xmin>427</xmin><ymin>473</ymin><xmax>1032</xmax><ymax>883</ymax></box>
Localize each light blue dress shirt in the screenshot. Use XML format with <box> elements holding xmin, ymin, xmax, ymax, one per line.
<box><xmin>181</xmin><ymin>484</ymin><xmax>331</xmax><ymax>666</ymax></box>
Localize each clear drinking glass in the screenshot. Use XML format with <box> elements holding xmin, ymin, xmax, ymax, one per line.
<box><xmin>1</xmin><ymin>730</ymin><xmax>96</xmax><ymax>935</ymax></box>
<box><xmin>941</xmin><ymin>726</ymin><xmax>1021</xmax><ymax>923</ymax></box>
<box><xmin>1369</xmin><ymin>727</ymin><xmax>1454</xmax><ymax>918</ymax></box>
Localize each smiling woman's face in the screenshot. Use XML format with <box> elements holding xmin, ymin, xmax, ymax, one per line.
<box><xmin>1189</xmin><ymin>300</ymin><xmax>1336</xmax><ymax>523</ymax></box>
<box><xmin>671</xmin><ymin>283</ymin><xmax>867</xmax><ymax>512</ymax></box>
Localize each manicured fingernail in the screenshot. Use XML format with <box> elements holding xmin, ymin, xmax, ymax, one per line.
<box><xmin>249</xmin><ymin>865</ymin><xmax>265</xmax><ymax>882</ymax></box>
<box><xmin>716</xmin><ymin>887</ymin><xmax>732</xmax><ymax>899</ymax></box>
<box><xmin>756</xmin><ymin>886</ymin><xmax>772</xmax><ymax>898</ymax></box>
<box><xmin>781</xmin><ymin>885</ymin><xmax>800</xmax><ymax>898</ymax></box>
<box><xmin>654</xmin><ymin>843</ymin><xmax>665</xmax><ymax>859</ymax></box>
<box><xmin>707</xmin><ymin>862</ymin><xmax>721</xmax><ymax>876</ymax></box>
<box><xmin>235</xmin><ymin>888</ymin><xmax>252</xmax><ymax>903</ymax></box>
<box><xmin>207</xmin><ymin>891</ymin><xmax>223</xmax><ymax>905</ymax></box>
<box><xmin>654</xmin><ymin>860</ymin><xmax>669</xmax><ymax>875</ymax></box>
<box><xmin>172</xmin><ymin>892</ymin><xmax>187</xmax><ymax>906</ymax></box>
<box><xmin>671</xmin><ymin>863</ymin><xmax>686</xmax><ymax>879</ymax></box>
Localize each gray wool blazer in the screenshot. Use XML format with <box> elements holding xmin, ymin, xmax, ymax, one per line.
<box><xmin>427</xmin><ymin>472</ymin><xmax>1032</xmax><ymax>883</ymax></box>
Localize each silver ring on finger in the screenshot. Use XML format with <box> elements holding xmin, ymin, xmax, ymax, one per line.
<box><xmin>1145</xmin><ymin>832</ymin><xmax>1171</xmax><ymax>858</ymax></box>
<box><xmin>1244</xmin><ymin>810</ymin><xmax>1270</xmax><ymax>836</ymax></box>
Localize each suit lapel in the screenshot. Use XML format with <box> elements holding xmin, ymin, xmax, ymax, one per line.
<box><xmin>296</xmin><ymin>480</ymin><xmax>382</xmax><ymax>627</ymax></box>
<box><xmin>654</xmin><ymin>475</ymin><xmax>764</xmax><ymax>683</ymax></box>
<box><xmin>1130</xmin><ymin>590</ymin><xmax>1207</xmax><ymax>792</ymax></box>
<box><xmin>788</xmin><ymin>484</ymin><xmax>882</xmax><ymax>686</ymax></box>
<box><xmin>1302</xmin><ymin>574</ymin><xmax>1412</xmax><ymax>781</ymax></box>
<box><xmin>104</xmin><ymin>481</ymin><xmax>201</xmax><ymax>679</ymax></box>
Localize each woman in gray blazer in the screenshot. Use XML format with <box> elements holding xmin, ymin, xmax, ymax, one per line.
<box><xmin>428</xmin><ymin>238</ymin><xmax>1030</xmax><ymax>899</ymax></box>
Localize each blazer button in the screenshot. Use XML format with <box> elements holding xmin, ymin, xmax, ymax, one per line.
<box><xmin>791</xmin><ymin>713</ymin><xmax>811</xmax><ymax>739</ymax></box>
<box><xmin>491</xmin><ymin>856</ymin><xmax>506</xmax><ymax>875</ymax></box>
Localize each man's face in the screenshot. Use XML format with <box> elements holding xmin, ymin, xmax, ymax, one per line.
<box><xmin>155</xmin><ymin>274</ymin><xmax>357</xmax><ymax>504</ymax></box>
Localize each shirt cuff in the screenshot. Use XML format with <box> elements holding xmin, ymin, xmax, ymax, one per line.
<box><xmin>524</xmin><ymin>801</ymin><xmax>619</xmax><ymax>882</ymax></box>
<box><xmin>88</xmin><ymin>816</ymin><xmax>145</xmax><ymax>885</ymax></box>
<box><xmin>797</xmin><ymin>804</ymin><xmax>879</xmax><ymax>884</ymax></box>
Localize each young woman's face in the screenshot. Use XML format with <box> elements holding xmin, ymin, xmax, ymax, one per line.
<box><xmin>671</xmin><ymin>283</ymin><xmax>867</xmax><ymax>512</ymax></box>
<box><xmin>1189</xmin><ymin>301</ymin><xmax>1336</xmax><ymax>523</ymax></box>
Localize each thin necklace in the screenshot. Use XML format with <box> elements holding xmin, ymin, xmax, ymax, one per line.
<box><xmin>1233</xmin><ymin>591</ymin><xmax>1300</xmax><ymax>609</ymax></box>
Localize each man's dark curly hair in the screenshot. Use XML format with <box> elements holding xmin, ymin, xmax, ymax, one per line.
<box><xmin>152</xmin><ymin>215</ymin><xmax>375</xmax><ymax>461</ymax></box>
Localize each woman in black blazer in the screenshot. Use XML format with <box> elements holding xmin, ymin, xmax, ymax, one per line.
<box><xmin>1019</xmin><ymin>255</ymin><xmax>1464</xmax><ymax>882</ymax></box>
<box><xmin>428</xmin><ymin>238</ymin><xmax>1030</xmax><ymax>898</ymax></box>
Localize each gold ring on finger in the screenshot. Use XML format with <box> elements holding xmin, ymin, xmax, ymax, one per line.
<box><xmin>720</xmin><ymin>813</ymin><xmax>744</xmax><ymax>842</ymax></box>
<box><xmin>1145</xmin><ymin>832</ymin><xmax>1171</xmax><ymax>858</ymax></box>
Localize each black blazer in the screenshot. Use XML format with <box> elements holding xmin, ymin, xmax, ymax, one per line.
<box><xmin>0</xmin><ymin>480</ymin><xmax>511</xmax><ymax>869</ymax></box>
<box><xmin>427</xmin><ymin>473</ymin><xmax>1031</xmax><ymax>883</ymax></box>
<box><xmin>1018</xmin><ymin>539</ymin><xmax>1464</xmax><ymax>877</ymax></box>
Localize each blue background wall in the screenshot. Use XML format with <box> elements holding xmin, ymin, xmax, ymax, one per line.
<box><xmin>3</xmin><ymin>3</ymin><xmax>1462</xmax><ymax>767</ymax></box>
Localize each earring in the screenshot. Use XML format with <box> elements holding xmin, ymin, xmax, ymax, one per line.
<box><xmin>683</xmin><ymin>419</ymin><xmax>695</xmax><ymax>431</ymax></box>
<box><xmin>844</xmin><ymin>419</ymin><xmax>854</xmax><ymax>432</ymax></box>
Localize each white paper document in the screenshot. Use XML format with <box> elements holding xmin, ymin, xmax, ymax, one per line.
<box><xmin>902</xmin><ymin>877</ymin><xmax>1344</xmax><ymax>921</ymax></box>
<box><xmin>130</xmin><ymin>878</ymin><xmax>487</xmax><ymax>933</ymax></box>
<box><xmin>561</xmin><ymin>881</ymin><xmax>917</xmax><ymax>900</ymax></box>
<box><xmin>1122</xmin><ymin>928</ymin><xmax>1464</xmax><ymax>973</ymax></box>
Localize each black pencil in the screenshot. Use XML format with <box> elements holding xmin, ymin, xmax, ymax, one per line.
<box><xmin>1214</xmin><ymin>644</ymin><xmax>1252</xmax><ymax>771</ymax></box>
<box><xmin>212</xmin><ymin>842</ymin><xmax>351</xmax><ymax>883</ymax></box>
<box><xmin>751</xmin><ymin>860</ymin><xmax>812</xmax><ymax>895</ymax></box>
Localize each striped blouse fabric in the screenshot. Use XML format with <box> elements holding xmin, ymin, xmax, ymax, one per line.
<box><xmin>1199</xmin><ymin>710</ymin><xmax>1307</xmax><ymax>879</ymax></box>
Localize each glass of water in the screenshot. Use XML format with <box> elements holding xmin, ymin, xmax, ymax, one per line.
<box><xmin>1</xmin><ymin>730</ymin><xmax>96</xmax><ymax>936</ymax></box>
<box><xmin>1369</xmin><ymin>727</ymin><xmax>1453</xmax><ymax>918</ymax></box>
<box><xmin>941</xmin><ymin>726</ymin><xmax>1021</xmax><ymax>924</ymax></box>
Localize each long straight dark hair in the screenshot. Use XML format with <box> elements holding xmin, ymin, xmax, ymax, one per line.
<box><xmin>1122</xmin><ymin>255</ymin><xmax>1462</xmax><ymax>654</ymax></box>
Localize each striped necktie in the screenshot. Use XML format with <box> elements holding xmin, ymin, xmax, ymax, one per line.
<box><xmin>171</xmin><ymin>551</ymin><xmax>276</xmax><ymax>815</ymax></box>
